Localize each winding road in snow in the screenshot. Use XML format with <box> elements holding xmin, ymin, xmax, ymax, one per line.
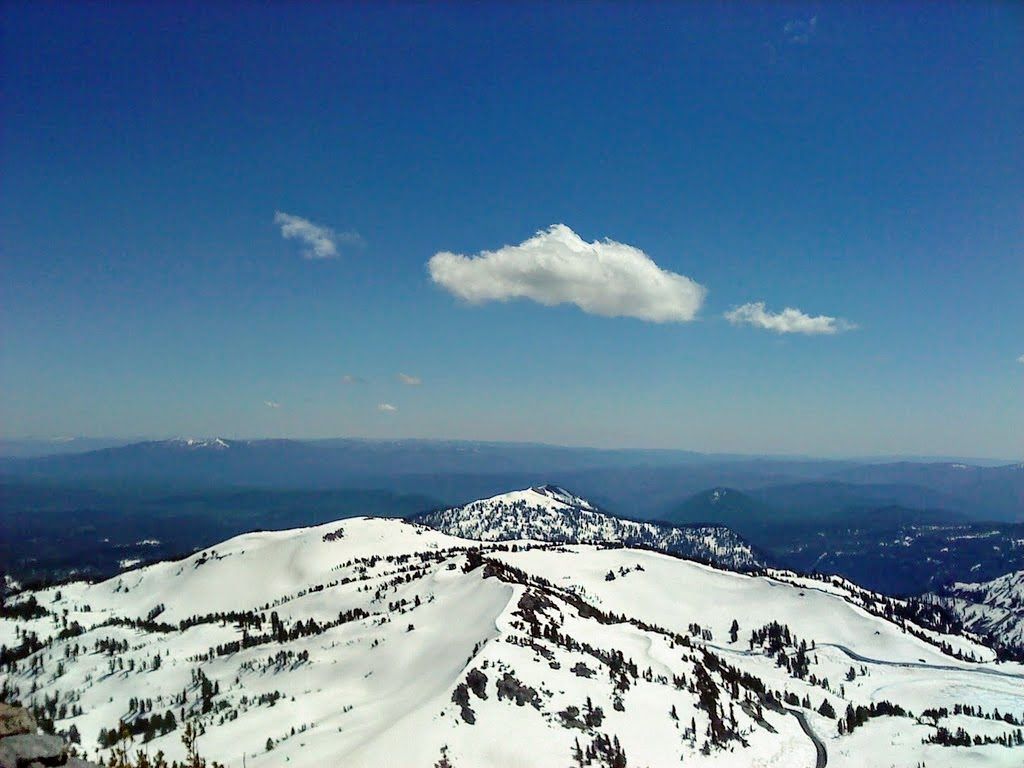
<box><xmin>706</xmin><ymin>638</ymin><xmax>1024</xmax><ymax>768</ymax></box>
<box><xmin>783</xmin><ymin>707</ymin><xmax>827</xmax><ymax>768</ymax></box>
<box><xmin>785</xmin><ymin>643</ymin><xmax>1024</xmax><ymax>768</ymax></box>
<box><xmin>706</xmin><ymin>642</ymin><xmax>829</xmax><ymax>766</ymax></box>
<box><xmin>709</xmin><ymin>636</ymin><xmax>1024</xmax><ymax>682</ymax></box>
<box><xmin>820</xmin><ymin>643</ymin><xmax>1024</xmax><ymax>680</ymax></box>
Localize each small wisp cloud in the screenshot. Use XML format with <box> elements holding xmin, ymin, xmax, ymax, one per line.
<box><xmin>378</xmin><ymin>403</ymin><xmax>398</xmax><ymax>413</ymax></box>
<box><xmin>397</xmin><ymin>373</ymin><xmax>422</xmax><ymax>386</ymax></box>
<box><xmin>428</xmin><ymin>224</ymin><xmax>706</xmax><ymax>323</ymax></box>
<box><xmin>274</xmin><ymin>211</ymin><xmax>362</xmax><ymax>259</ymax></box>
<box><xmin>725</xmin><ymin>302</ymin><xmax>854</xmax><ymax>335</ymax></box>
<box><xmin>264</xmin><ymin>400</ymin><xmax>281</xmax><ymax>409</ymax></box>
<box><xmin>784</xmin><ymin>15</ymin><xmax>818</xmax><ymax>44</ymax></box>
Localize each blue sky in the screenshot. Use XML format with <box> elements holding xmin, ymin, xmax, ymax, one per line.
<box><xmin>1</xmin><ymin>3</ymin><xmax>1021</xmax><ymax>458</ymax></box>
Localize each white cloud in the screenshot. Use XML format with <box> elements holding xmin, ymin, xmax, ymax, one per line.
<box><xmin>397</xmin><ymin>373</ymin><xmax>422</xmax><ymax>386</ymax></box>
<box><xmin>341</xmin><ymin>374</ymin><xmax>363</xmax><ymax>385</ymax></box>
<box><xmin>264</xmin><ymin>400</ymin><xmax>281</xmax><ymax>409</ymax></box>
<box><xmin>784</xmin><ymin>15</ymin><xmax>817</xmax><ymax>44</ymax></box>
<box><xmin>274</xmin><ymin>211</ymin><xmax>362</xmax><ymax>259</ymax></box>
<box><xmin>378</xmin><ymin>403</ymin><xmax>397</xmax><ymax>413</ymax></box>
<box><xmin>725</xmin><ymin>302</ymin><xmax>855</xmax><ymax>335</ymax></box>
<box><xmin>1018</xmin><ymin>355</ymin><xmax>1024</xmax><ymax>364</ymax></box>
<box><xmin>428</xmin><ymin>224</ymin><xmax>706</xmax><ymax>323</ymax></box>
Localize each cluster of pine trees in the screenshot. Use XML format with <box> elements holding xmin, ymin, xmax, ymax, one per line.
<box><xmin>924</xmin><ymin>725</ymin><xmax>1024</xmax><ymax>748</ymax></box>
<box><xmin>0</xmin><ymin>594</ymin><xmax>49</xmax><ymax>620</ymax></box>
<box><xmin>100</xmin><ymin>721</ymin><xmax>224</xmax><ymax>768</ymax></box>
<box><xmin>572</xmin><ymin>733</ymin><xmax>627</xmax><ymax>768</ymax></box>
<box><xmin>97</xmin><ymin>710</ymin><xmax>176</xmax><ymax>747</ymax></box>
<box><xmin>188</xmin><ymin>607</ymin><xmax>369</xmax><ymax>662</ymax></box>
<box><xmin>838</xmin><ymin>700</ymin><xmax>909</xmax><ymax>735</ymax></box>
<box><xmin>921</xmin><ymin>702</ymin><xmax>1023</xmax><ymax>725</ymax></box>
<box><xmin>0</xmin><ymin>628</ymin><xmax>42</xmax><ymax>669</ymax></box>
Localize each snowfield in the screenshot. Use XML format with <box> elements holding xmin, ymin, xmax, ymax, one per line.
<box><xmin>2</xmin><ymin>493</ymin><xmax>1023</xmax><ymax>767</ymax></box>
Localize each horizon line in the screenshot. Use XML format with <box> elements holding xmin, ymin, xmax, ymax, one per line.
<box><xmin>0</xmin><ymin>434</ymin><xmax>1017</xmax><ymax>466</ymax></box>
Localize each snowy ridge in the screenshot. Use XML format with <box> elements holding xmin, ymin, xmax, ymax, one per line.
<box><xmin>929</xmin><ymin>570</ymin><xmax>1024</xmax><ymax>654</ymax></box>
<box><xmin>950</xmin><ymin>571</ymin><xmax>1024</xmax><ymax>614</ymax></box>
<box><xmin>2</xmin><ymin>514</ymin><xmax>1023</xmax><ymax>767</ymax></box>
<box><xmin>416</xmin><ymin>485</ymin><xmax>763</xmax><ymax>571</ymax></box>
<box><xmin>165</xmin><ymin>437</ymin><xmax>232</xmax><ymax>450</ymax></box>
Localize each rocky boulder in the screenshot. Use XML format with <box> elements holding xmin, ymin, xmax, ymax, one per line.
<box><xmin>0</xmin><ymin>705</ymin><xmax>99</xmax><ymax>768</ymax></box>
<box><xmin>0</xmin><ymin>706</ymin><xmax>34</xmax><ymax>739</ymax></box>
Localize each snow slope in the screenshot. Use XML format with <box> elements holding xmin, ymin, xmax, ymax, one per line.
<box><xmin>2</xmin><ymin>515</ymin><xmax>1022</xmax><ymax>768</ymax></box>
<box><xmin>929</xmin><ymin>570</ymin><xmax>1024</xmax><ymax>654</ymax></box>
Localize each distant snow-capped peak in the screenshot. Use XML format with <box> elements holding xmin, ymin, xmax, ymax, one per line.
<box><xmin>165</xmin><ymin>437</ymin><xmax>232</xmax><ymax>450</ymax></box>
<box><xmin>416</xmin><ymin>485</ymin><xmax>762</xmax><ymax>571</ymax></box>
<box><xmin>499</xmin><ymin>484</ymin><xmax>598</xmax><ymax>511</ymax></box>
<box><xmin>413</xmin><ymin>485</ymin><xmax>600</xmax><ymax>539</ymax></box>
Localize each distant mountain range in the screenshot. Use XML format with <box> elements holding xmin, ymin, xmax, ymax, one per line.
<box><xmin>1</xmin><ymin>437</ymin><xmax>1020</xmax><ymax>520</ymax></box>
<box><xmin>660</xmin><ymin>485</ymin><xmax>1024</xmax><ymax>595</ymax></box>
<box><xmin>663</xmin><ymin>485</ymin><xmax>968</xmax><ymax>534</ymax></box>
<box><xmin>1</xmin><ymin>439</ymin><xmax>1021</xmax><ymax>597</ymax></box>
<box><xmin>0</xmin><ymin>437</ymin><xmax>141</xmax><ymax>458</ymax></box>
<box><xmin>0</xmin><ymin>437</ymin><xmax>712</xmax><ymax>476</ymax></box>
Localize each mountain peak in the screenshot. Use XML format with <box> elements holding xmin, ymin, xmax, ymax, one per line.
<box><xmin>661</xmin><ymin>487</ymin><xmax>773</xmax><ymax>529</ymax></box>
<box><xmin>527</xmin><ymin>484</ymin><xmax>597</xmax><ymax>509</ymax></box>
<box><xmin>416</xmin><ymin>487</ymin><xmax>761</xmax><ymax>571</ymax></box>
<box><xmin>164</xmin><ymin>437</ymin><xmax>232</xmax><ymax>450</ymax></box>
<box><xmin>438</xmin><ymin>485</ymin><xmax>599</xmax><ymax>520</ymax></box>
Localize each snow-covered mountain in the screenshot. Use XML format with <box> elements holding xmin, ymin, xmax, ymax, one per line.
<box><xmin>2</xmin><ymin>509</ymin><xmax>1023</xmax><ymax>767</ymax></box>
<box><xmin>416</xmin><ymin>485</ymin><xmax>763</xmax><ymax>571</ymax></box>
<box><xmin>164</xmin><ymin>437</ymin><xmax>233</xmax><ymax>450</ymax></box>
<box><xmin>949</xmin><ymin>570</ymin><xmax>1024</xmax><ymax>615</ymax></box>
<box><xmin>928</xmin><ymin>570</ymin><xmax>1024</xmax><ymax>656</ymax></box>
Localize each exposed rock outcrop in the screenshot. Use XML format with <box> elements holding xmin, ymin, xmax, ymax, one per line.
<box><xmin>0</xmin><ymin>705</ymin><xmax>99</xmax><ymax>768</ymax></box>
